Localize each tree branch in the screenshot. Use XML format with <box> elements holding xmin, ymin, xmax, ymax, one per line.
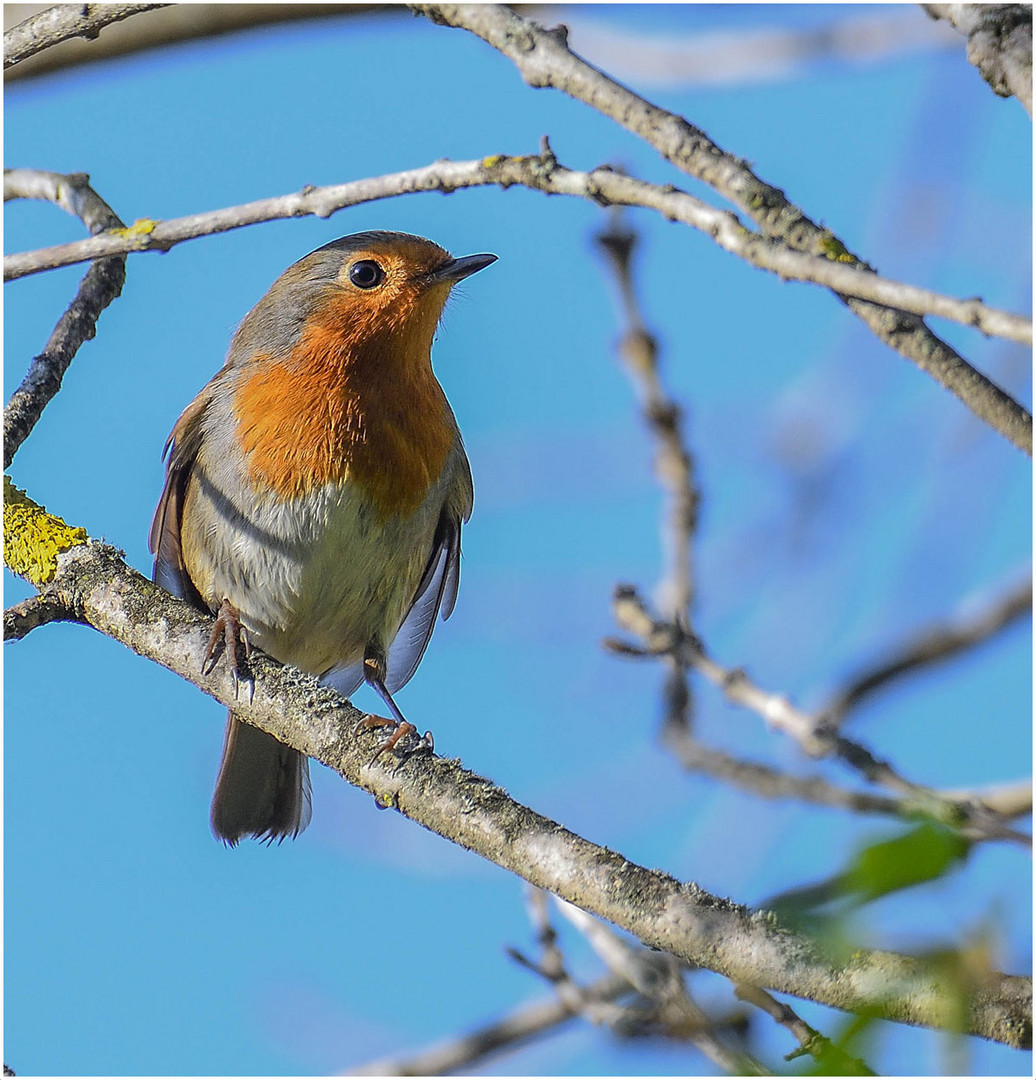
<box><xmin>4</xmin><ymin>169</ymin><xmax>126</xmax><ymax>468</ymax></box>
<box><xmin>3</xmin><ymin>490</ymin><xmax>1030</xmax><ymax>1049</ymax></box>
<box><xmin>596</xmin><ymin>208</ymin><xmax>698</xmax><ymax>733</ymax></box>
<box><xmin>4</xmin><ymin>154</ymin><xmax>1030</xmax><ymax>352</ymax></box>
<box><xmin>734</xmin><ymin>982</ymin><xmax>874</xmax><ymax>1075</ymax></box>
<box><xmin>553</xmin><ymin>896</ymin><xmax>768</xmax><ymax>1074</ymax></box>
<box><xmin>663</xmin><ymin>728</ymin><xmax>1033</xmax><ymax>827</ymax></box>
<box><xmin>822</xmin><ymin>575</ymin><xmax>1033</xmax><ymax>730</ymax></box>
<box><xmin>348</xmin><ymin>972</ymin><xmax>635</xmax><ymax>1076</ymax></box>
<box><xmin>923</xmin><ymin>4</ymin><xmax>1033</xmax><ymax>115</ymax></box>
<box><xmin>413</xmin><ymin>4</ymin><xmax>1033</xmax><ymax>456</ymax></box>
<box><xmin>565</xmin><ymin>7</ymin><xmax>960</xmax><ymax>89</ymax></box>
<box><xmin>609</xmin><ymin>585</ymin><xmax>1031</xmax><ymax>847</ymax></box>
<box><xmin>4</xmin><ymin>3</ymin><xmax>170</xmax><ymax>70</ymax></box>
<box><xmin>3</xmin><ymin>593</ymin><xmax>77</xmax><ymax>640</ymax></box>
<box><xmin>3</xmin><ymin>4</ymin><xmax>386</xmax><ymax>81</ymax></box>
<box><xmin>596</xmin><ymin>212</ymin><xmax>702</xmax><ymax>629</ymax></box>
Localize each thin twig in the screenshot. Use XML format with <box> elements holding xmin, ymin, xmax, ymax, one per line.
<box><xmin>596</xmin><ymin>209</ymin><xmax>699</xmax><ymax>731</ymax></box>
<box><xmin>596</xmin><ymin>212</ymin><xmax>701</xmax><ymax>627</ymax></box>
<box><xmin>3</xmin><ymin>594</ymin><xmax>77</xmax><ymax>641</ymax></box>
<box><xmin>4</xmin><ymin>169</ymin><xmax>126</xmax><ymax>468</ymax></box>
<box><xmin>554</xmin><ymin>897</ymin><xmax>768</xmax><ymax>1075</ymax></box>
<box><xmin>4</xmin><ymin>156</ymin><xmax>1030</xmax><ymax>351</ymax></box>
<box><xmin>609</xmin><ymin>585</ymin><xmax>1031</xmax><ymax>847</ymax></box>
<box><xmin>822</xmin><ymin>575</ymin><xmax>1032</xmax><ymax>731</ymax></box>
<box><xmin>566</xmin><ymin>7</ymin><xmax>960</xmax><ymax>89</ymax></box>
<box><xmin>940</xmin><ymin>779</ymin><xmax>1032</xmax><ymax>819</ymax></box>
<box><xmin>4</xmin><ymin>4</ymin><xmax>170</xmax><ymax>70</ymax></box>
<box><xmin>509</xmin><ymin>887</ymin><xmax>631</xmax><ymax>1027</ymax></box>
<box><xmin>347</xmin><ymin>972</ymin><xmax>634</xmax><ymax>1075</ymax></box>
<box><xmin>663</xmin><ymin>726</ymin><xmax>1033</xmax><ymax>827</ymax></box>
<box><xmin>413</xmin><ymin>4</ymin><xmax>1033</xmax><ymax>455</ymax></box>
<box><xmin>734</xmin><ymin>982</ymin><xmax>875</xmax><ymax>1075</ymax></box>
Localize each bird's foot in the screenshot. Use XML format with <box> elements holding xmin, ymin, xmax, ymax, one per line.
<box><xmin>204</xmin><ymin>598</ymin><xmax>253</xmax><ymax>701</ymax></box>
<box><xmin>353</xmin><ymin>713</ymin><xmax>434</xmax><ymax>764</ymax></box>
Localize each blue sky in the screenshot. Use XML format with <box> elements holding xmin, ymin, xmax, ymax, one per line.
<box><xmin>5</xmin><ymin>4</ymin><xmax>1031</xmax><ymax>1075</ymax></box>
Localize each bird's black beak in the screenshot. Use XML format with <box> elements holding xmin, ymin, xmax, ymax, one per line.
<box><xmin>430</xmin><ymin>252</ymin><xmax>498</xmax><ymax>284</ymax></box>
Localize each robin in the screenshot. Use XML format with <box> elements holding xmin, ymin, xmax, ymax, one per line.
<box><xmin>149</xmin><ymin>231</ymin><xmax>496</xmax><ymax>844</ymax></box>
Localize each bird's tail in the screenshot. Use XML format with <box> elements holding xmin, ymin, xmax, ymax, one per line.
<box><xmin>210</xmin><ymin>712</ymin><xmax>312</xmax><ymax>844</ymax></box>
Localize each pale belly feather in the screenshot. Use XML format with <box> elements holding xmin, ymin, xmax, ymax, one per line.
<box><xmin>181</xmin><ymin>444</ymin><xmax>447</xmax><ymax>676</ymax></box>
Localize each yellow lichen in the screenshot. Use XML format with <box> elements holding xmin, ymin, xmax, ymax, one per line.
<box><xmin>819</xmin><ymin>233</ymin><xmax>855</xmax><ymax>263</ymax></box>
<box><xmin>3</xmin><ymin>477</ymin><xmax>88</xmax><ymax>586</ymax></box>
<box><xmin>109</xmin><ymin>218</ymin><xmax>158</xmax><ymax>239</ymax></box>
<box><xmin>481</xmin><ymin>155</ymin><xmax>508</xmax><ymax>168</ymax></box>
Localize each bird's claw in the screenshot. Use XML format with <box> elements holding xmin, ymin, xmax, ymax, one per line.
<box><xmin>204</xmin><ymin>599</ymin><xmax>253</xmax><ymax>700</ymax></box>
<box><xmin>354</xmin><ymin>714</ymin><xmax>434</xmax><ymax>765</ymax></box>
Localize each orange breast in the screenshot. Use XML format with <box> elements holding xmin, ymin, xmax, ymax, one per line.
<box><xmin>232</xmin><ymin>294</ymin><xmax>455</xmax><ymax>519</ymax></box>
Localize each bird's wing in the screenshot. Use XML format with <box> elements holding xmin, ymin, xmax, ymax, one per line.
<box><xmin>148</xmin><ymin>385</ymin><xmax>213</xmax><ymax>609</ymax></box>
<box><xmin>383</xmin><ymin>510</ymin><xmax>461</xmax><ymax>694</ymax></box>
<box><xmin>383</xmin><ymin>445</ymin><xmax>473</xmax><ymax>694</ymax></box>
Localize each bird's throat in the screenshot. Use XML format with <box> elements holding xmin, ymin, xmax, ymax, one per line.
<box><xmin>232</xmin><ymin>318</ymin><xmax>454</xmax><ymax>518</ymax></box>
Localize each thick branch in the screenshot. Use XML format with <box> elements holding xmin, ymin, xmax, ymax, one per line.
<box><xmin>923</xmin><ymin>4</ymin><xmax>1033</xmax><ymax>115</ymax></box>
<box><xmin>4</xmin><ymin>156</ymin><xmax>1030</xmax><ymax>351</ymax></box>
<box><xmin>4</xmin><ymin>3</ymin><xmax>169</xmax><ymax>69</ymax></box>
<box><xmin>4</xmin><ymin>169</ymin><xmax>126</xmax><ymax>467</ymax></box>
<box><xmin>413</xmin><ymin>4</ymin><xmax>1033</xmax><ymax>455</ymax></box>
<box><xmin>4</xmin><ymin>515</ymin><xmax>1029</xmax><ymax>1047</ymax></box>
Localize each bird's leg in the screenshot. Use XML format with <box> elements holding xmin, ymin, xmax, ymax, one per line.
<box><xmin>203</xmin><ymin>598</ymin><xmax>253</xmax><ymax>699</ymax></box>
<box><xmin>353</xmin><ymin>649</ymin><xmax>434</xmax><ymax>762</ymax></box>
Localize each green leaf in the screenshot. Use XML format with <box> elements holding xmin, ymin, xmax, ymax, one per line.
<box><xmin>844</xmin><ymin>823</ymin><xmax>971</xmax><ymax>903</ymax></box>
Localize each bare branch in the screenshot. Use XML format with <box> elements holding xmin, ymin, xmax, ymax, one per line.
<box><xmin>510</xmin><ymin>887</ymin><xmax>632</xmax><ymax>1027</ymax></box>
<box><xmin>4</xmin><ymin>593</ymin><xmax>76</xmax><ymax>640</ymax></box>
<box><xmin>4</xmin><ymin>169</ymin><xmax>126</xmax><ymax>467</ymax></box>
<box><xmin>923</xmin><ymin>4</ymin><xmax>1033</xmax><ymax>115</ymax></box>
<box><xmin>823</xmin><ymin>575</ymin><xmax>1033</xmax><ymax>730</ymax></box>
<box><xmin>3</xmin><ymin>4</ymin><xmax>387</xmax><ymax>81</ymax></box>
<box><xmin>665</xmin><ymin>729</ymin><xmax>909</xmax><ymax>815</ymax></box>
<box><xmin>734</xmin><ymin>982</ymin><xmax>874</xmax><ymax>1075</ymax></box>
<box><xmin>940</xmin><ymin>779</ymin><xmax>1032</xmax><ymax>819</ymax></box>
<box><xmin>566</xmin><ymin>7</ymin><xmax>959</xmax><ymax>89</ymax></box>
<box><xmin>596</xmin><ymin>212</ymin><xmax>702</xmax><ymax>627</ymax></box>
<box><xmin>553</xmin><ymin>898</ymin><xmax>769</xmax><ymax>1074</ymax></box>
<box><xmin>663</xmin><ymin>727</ymin><xmax>1033</xmax><ymax>828</ymax></box>
<box><xmin>347</xmin><ymin>972</ymin><xmax>634</xmax><ymax>1076</ymax></box>
<box><xmin>413</xmin><ymin>4</ymin><xmax>1033</xmax><ymax>455</ymax></box>
<box><xmin>4</xmin><ymin>4</ymin><xmax>169</xmax><ymax>70</ymax></box>
<box><xmin>596</xmin><ymin>208</ymin><xmax>699</xmax><ymax>733</ymax></box>
<box><xmin>610</xmin><ymin>585</ymin><xmax>1031</xmax><ymax>848</ymax></box>
<box><xmin>3</xmin><ymin>491</ymin><xmax>1029</xmax><ymax>1048</ymax></box>
<box><xmin>5</xmin><ymin>154</ymin><xmax>1030</xmax><ymax>353</ymax></box>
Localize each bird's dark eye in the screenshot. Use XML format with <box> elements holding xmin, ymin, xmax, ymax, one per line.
<box><xmin>348</xmin><ymin>260</ymin><xmax>384</xmax><ymax>289</ymax></box>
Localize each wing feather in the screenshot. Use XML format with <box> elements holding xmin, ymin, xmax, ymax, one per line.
<box><xmin>149</xmin><ymin>386</ymin><xmax>213</xmax><ymax>609</ymax></box>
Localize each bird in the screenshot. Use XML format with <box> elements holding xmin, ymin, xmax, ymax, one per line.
<box><xmin>149</xmin><ymin>231</ymin><xmax>496</xmax><ymax>844</ymax></box>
